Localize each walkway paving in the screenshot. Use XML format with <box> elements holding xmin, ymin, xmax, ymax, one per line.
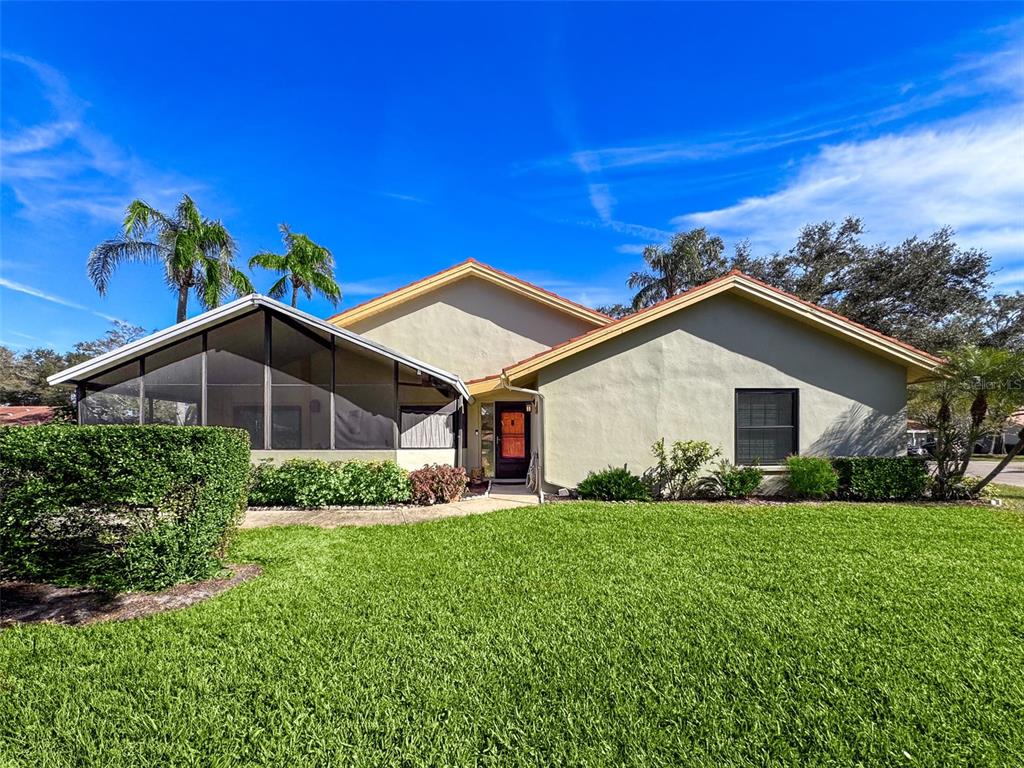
<box><xmin>967</xmin><ymin>460</ymin><xmax>1024</xmax><ymax>488</ymax></box>
<box><xmin>241</xmin><ymin>483</ymin><xmax>539</xmax><ymax>529</ymax></box>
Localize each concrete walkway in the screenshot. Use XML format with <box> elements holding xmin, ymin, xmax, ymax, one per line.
<box><xmin>242</xmin><ymin>483</ymin><xmax>538</xmax><ymax>529</ymax></box>
<box><xmin>967</xmin><ymin>460</ymin><xmax>1024</xmax><ymax>488</ymax></box>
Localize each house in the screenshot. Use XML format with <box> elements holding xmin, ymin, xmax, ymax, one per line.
<box><xmin>0</xmin><ymin>405</ymin><xmax>57</xmax><ymax>426</ymax></box>
<box><xmin>49</xmin><ymin>260</ymin><xmax>941</xmax><ymax>493</ymax></box>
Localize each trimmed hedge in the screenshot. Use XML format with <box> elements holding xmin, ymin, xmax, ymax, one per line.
<box><xmin>577</xmin><ymin>466</ymin><xmax>651</xmax><ymax>502</ymax></box>
<box><xmin>249</xmin><ymin>459</ymin><xmax>411</xmax><ymax>507</ymax></box>
<box><xmin>832</xmin><ymin>456</ymin><xmax>929</xmax><ymax>501</ymax></box>
<box><xmin>0</xmin><ymin>425</ymin><xmax>250</xmax><ymax>591</ymax></box>
<box><xmin>786</xmin><ymin>456</ymin><xmax>839</xmax><ymax>499</ymax></box>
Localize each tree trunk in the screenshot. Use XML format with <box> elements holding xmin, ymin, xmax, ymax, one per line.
<box><xmin>291</xmin><ymin>281</ymin><xmax>299</xmax><ymax>307</ymax></box>
<box><xmin>176</xmin><ymin>285</ymin><xmax>189</xmax><ymax>324</ymax></box>
<box><xmin>971</xmin><ymin>427</ymin><xmax>1024</xmax><ymax>496</ymax></box>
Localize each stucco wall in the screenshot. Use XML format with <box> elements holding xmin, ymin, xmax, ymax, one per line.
<box><xmin>537</xmin><ymin>293</ymin><xmax>908</xmax><ymax>489</ymax></box>
<box><xmin>344</xmin><ymin>276</ymin><xmax>598</xmax><ymax>380</ymax></box>
<box><xmin>396</xmin><ymin>448</ymin><xmax>457</xmax><ymax>471</ymax></box>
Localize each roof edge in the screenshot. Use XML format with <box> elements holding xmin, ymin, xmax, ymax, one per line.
<box><xmin>47</xmin><ymin>294</ymin><xmax>469</xmax><ymax>400</ymax></box>
<box><xmin>328</xmin><ymin>259</ymin><xmax>611</xmax><ymax>328</ymax></box>
<box><xmin>501</xmin><ymin>272</ymin><xmax>942</xmax><ymax>382</ymax></box>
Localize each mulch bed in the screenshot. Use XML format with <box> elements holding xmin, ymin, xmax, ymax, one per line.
<box><xmin>0</xmin><ymin>564</ymin><xmax>262</xmax><ymax>628</ymax></box>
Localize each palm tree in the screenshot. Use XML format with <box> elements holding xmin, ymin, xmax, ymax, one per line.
<box><xmin>248</xmin><ymin>224</ymin><xmax>341</xmax><ymax>308</ymax></box>
<box><xmin>910</xmin><ymin>345</ymin><xmax>1024</xmax><ymax>498</ymax></box>
<box><xmin>88</xmin><ymin>195</ymin><xmax>253</xmax><ymax>323</ymax></box>
<box><xmin>627</xmin><ymin>228</ymin><xmax>727</xmax><ymax>310</ymax></box>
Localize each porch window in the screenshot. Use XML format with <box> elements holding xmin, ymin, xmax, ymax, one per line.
<box><xmin>206</xmin><ymin>312</ymin><xmax>266</xmax><ymax>448</ymax></box>
<box><xmin>270</xmin><ymin>318</ymin><xmax>332</xmax><ymax>449</ymax></box>
<box><xmin>735</xmin><ymin>389</ymin><xmax>797</xmax><ymax>465</ymax></box>
<box><xmin>81</xmin><ymin>360</ymin><xmax>141</xmax><ymax>424</ymax></box>
<box><xmin>400</xmin><ymin>403</ymin><xmax>456</xmax><ymax>449</ymax></box>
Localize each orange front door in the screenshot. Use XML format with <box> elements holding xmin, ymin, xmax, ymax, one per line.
<box><xmin>495</xmin><ymin>402</ymin><xmax>530</xmax><ymax>478</ymax></box>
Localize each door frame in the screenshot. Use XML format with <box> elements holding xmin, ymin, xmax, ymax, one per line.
<box><xmin>494</xmin><ymin>401</ymin><xmax>531</xmax><ymax>479</ymax></box>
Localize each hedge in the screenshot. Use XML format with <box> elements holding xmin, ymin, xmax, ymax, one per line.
<box><xmin>0</xmin><ymin>425</ymin><xmax>250</xmax><ymax>592</ymax></box>
<box><xmin>577</xmin><ymin>466</ymin><xmax>651</xmax><ymax>502</ymax></box>
<box><xmin>249</xmin><ymin>459</ymin><xmax>411</xmax><ymax>507</ymax></box>
<box><xmin>832</xmin><ymin>456</ymin><xmax>929</xmax><ymax>501</ymax></box>
<box><xmin>786</xmin><ymin>456</ymin><xmax>839</xmax><ymax>499</ymax></box>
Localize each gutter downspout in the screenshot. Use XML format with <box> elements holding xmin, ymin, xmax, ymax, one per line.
<box><xmin>499</xmin><ymin>374</ymin><xmax>545</xmax><ymax>503</ymax></box>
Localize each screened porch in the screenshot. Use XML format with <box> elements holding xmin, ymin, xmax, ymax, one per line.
<box><xmin>53</xmin><ymin>297</ymin><xmax>467</xmax><ymax>464</ymax></box>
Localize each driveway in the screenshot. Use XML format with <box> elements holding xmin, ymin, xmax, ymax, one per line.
<box><xmin>967</xmin><ymin>460</ymin><xmax>1024</xmax><ymax>488</ymax></box>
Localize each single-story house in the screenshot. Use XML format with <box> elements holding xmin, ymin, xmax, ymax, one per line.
<box><xmin>49</xmin><ymin>260</ymin><xmax>941</xmax><ymax>493</ymax></box>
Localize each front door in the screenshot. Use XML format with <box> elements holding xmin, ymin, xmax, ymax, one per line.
<box><xmin>495</xmin><ymin>402</ymin><xmax>530</xmax><ymax>479</ymax></box>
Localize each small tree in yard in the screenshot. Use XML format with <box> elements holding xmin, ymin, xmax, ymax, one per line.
<box><xmin>644</xmin><ymin>439</ymin><xmax>721</xmax><ymax>500</ymax></box>
<box><xmin>911</xmin><ymin>346</ymin><xmax>1024</xmax><ymax>498</ymax></box>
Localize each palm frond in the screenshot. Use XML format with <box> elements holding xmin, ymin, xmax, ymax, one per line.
<box><xmin>228</xmin><ymin>266</ymin><xmax>255</xmax><ymax>297</ymax></box>
<box><xmin>266</xmin><ymin>275</ymin><xmax>289</xmax><ymax>300</ymax></box>
<box><xmin>87</xmin><ymin>238</ymin><xmax>165</xmax><ymax>294</ymax></box>
<box><xmin>122</xmin><ymin>199</ymin><xmax>173</xmax><ymax>239</ymax></box>
<box><xmin>248</xmin><ymin>251</ymin><xmax>289</xmax><ymax>272</ymax></box>
<box><xmin>307</xmin><ymin>268</ymin><xmax>342</xmax><ymax>305</ymax></box>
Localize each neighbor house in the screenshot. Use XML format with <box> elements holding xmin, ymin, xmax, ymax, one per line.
<box><xmin>49</xmin><ymin>260</ymin><xmax>941</xmax><ymax>494</ymax></box>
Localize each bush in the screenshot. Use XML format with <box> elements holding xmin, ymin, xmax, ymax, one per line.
<box><xmin>250</xmin><ymin>459</ymin><xmax>411</xmax><ymax>507</ymax></box>
<box><xmin>832</xmin><ymin>457</ymin><xmax>929</xmax><ymax>501</ymax></box>
<box><xmin>644</xmin><ymin>439</ymin><xmax>721</xmax><ymax>499</ymax></box>
<box><xmin>0</xmin><ymin>425</ymin><xmax>250</xmax><ymax>592</ymax></box>
<box><xmin>577</xmin><ymin>466</ymin><xmax>651</xmax><ymax>502</ymax></box>
<box><xmin>408</xmin><ymin>464</ymin><xmax>468</xmax><ymax>505</ymax></box>
<box><xmin>786</xmin><ymin>455</ymin><xmax>839</xmax><ymax>499</ymax></box>
<box><xmin>700</xmin><ymin>460</ymin><xmax>764</xmax><ymax>499</ymax></box>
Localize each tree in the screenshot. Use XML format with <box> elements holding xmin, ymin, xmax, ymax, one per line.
<box><xmin>248</xmin><ymin>224</ymin><xmax>341</xmax><ymax>308</ymax></box>
<box><xmin>910</xmin><ymin>346</ymin><xmax>1024</xmax><ymax>498</ymax></box>
<box><xmin>833</xmin><ymin>228</ymin><xmax>991</xmax><ymax>353</ymax></box>
<box><xmin>88</xmin><ymin>195</ymin><xmax>253</xmax><ymax>323</ymax></box>
<box><xmin>627</xmin><ymin>228</ymin><xmax>726</xmax><ymax>310</ymax></box>
<box><xmin>983</xmin><ymin>292</ymin><xmax>1024</xmax><ymax>351</ymax></box>
<box><xmin>595</xmin><ymin>303</ymin><xmax>631</xmax><ymax>320</ymax></box>
<box><xmin>0</xmin><ymin>322</ymin><xmax>147</xmax><ymax>417</ymax></box>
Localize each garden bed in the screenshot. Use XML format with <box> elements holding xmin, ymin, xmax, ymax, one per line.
<box><xmin>0</xmin><ymin>564</ymin><xmax>261</xmax><ymax>627</ymax></box>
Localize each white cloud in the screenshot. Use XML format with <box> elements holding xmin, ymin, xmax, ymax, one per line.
<box><xmin>673</xmin><ymin>109</ymin><xmax>1024</xmax><ymax>287</ymax></box>
<box><xmin>587</xmin><ymin>183</ymin><xmax>616</xmax><ymax>223</ymax></box>
<box><xmin>0</xmin><ymin>276</ymin><xmax>125</xmax><ymax>323</ymax></box>
<box><xmin>1</xmin><ymin>53</ymin><xmax>204</xmax><ymax>223</ymax></box>
<box><xmin>615</xmin><ymin>244</ymin><xmax>648</xmax><ymax>255</ymax></box>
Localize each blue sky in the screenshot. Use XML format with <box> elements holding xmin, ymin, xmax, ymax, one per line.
<box><xmin>2</xmin><ymin>2</ymin><xmax>1022</xmax><ymax>351</ymax></box>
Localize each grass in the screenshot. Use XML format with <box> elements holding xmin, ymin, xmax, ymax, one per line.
<box><xmin>2</xmin><ymin>501</ymin><xmax>1023</xmax><ymax>767</ymax></box>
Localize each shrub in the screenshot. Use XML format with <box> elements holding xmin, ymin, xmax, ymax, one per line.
<box><xmin>700</xmin><ymin>460</ymin><xmax>764</xmax><ymax>499</ymax></box>
<box><xmin>408</xmin><ymin>464</ymin><xmax>468</xmax><ymax>505</ymax></box>
<box><xmin>0</xmin><ymin>425</ymin><xmax>250</xmax><ymax>592</ymax></box>
<box><xmin>644</xmin><ymin>439</ymin><xmax>721</xmax><ymax>500</ymax></box>
<box><xmin>249</xmin><ymin>459</ymin><xmax>411</xmax><ymax>507</ymax></box>
<box><xmin>577</xmin><ymin>466</ymin><xmax>651</xmax><ymax>502</ymax></box>
<box><xmin>832</xmin><ymin>457</ymin><xmax>929</xmax><ymax>501</ymax></box>
<box><xmin>786</xmin><ymin>455</ymin><xmax>839</xmax><ymax>499</ymax></box>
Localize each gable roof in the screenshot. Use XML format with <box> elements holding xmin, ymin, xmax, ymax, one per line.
<box><xmin>497</xmin><ymin>270</ymin><xmax>942</xmax><ymax>386</ymax></box>
<box><xmin>47</xmin><ymin>294</ymin><xmax>469</xmax><ymax>399</ymax></box>
<box><xmin>328</xmin><ymin>258</ymin><xmax>611</xmax><ymax>328</ymax></box>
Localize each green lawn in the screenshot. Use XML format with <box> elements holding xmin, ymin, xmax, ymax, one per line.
<box><xmin>2</xmin><ymin>501</ymin><xmax>1023</xmax><ymax>767</ymax></box>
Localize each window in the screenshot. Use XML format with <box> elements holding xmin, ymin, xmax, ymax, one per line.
<box><xmin>400</xmin><ymin>403</ymin><xmax>456</xmax><ymax>449</ymax></box>
<box><xmin>270</xmin><ymin>318</ymin><xmax>331</xmax><ymax>449</ymax></box>
<box><xmin>735</xmin><ymin>389</ymin><xmax>797</xmax><ymax>465</ymax></box>
<box><xmin>334</xmin><ymin>339</ymin><xmax>396</xmax><ymax>449</ymax></box>
<box><xmin>81</xmin><ymin>361</ymin><xmax>141</xmax><ymax>424</ymax></box>
<box><xmin>143</xmin><ymin>336</ymin><xmax>202</xmax><ymax>425</ymax></box>
<box><xmin>479</xmin><ymin>404</ymin><xmax>495</xmax><ymax>477</ymax></box>
<box><xmin>206</xmin><ymin>312</ymin><xmax>266</xmax><ymax>448</ymax></box>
